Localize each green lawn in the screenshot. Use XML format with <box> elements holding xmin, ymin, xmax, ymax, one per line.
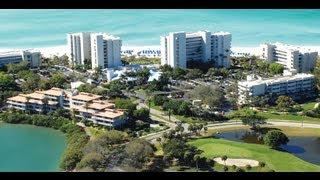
<box><xmin>229</xmin><ymin>108</ymin><xmax>320</xmax><ymax>124</ymax></box>
<box><xmin>189</xmin><ymin>138</ymin><xmax>320</xmax><ymax>172</ymax></box>
<box><xmin>300</xmin><ymin>101</ymin><xmax>318</xmax><ymax>111</ymax></box>
<box><xmin>149</xmin><ymin>101</ymin><xmax>162</xmax><ymax>111</ymax></box>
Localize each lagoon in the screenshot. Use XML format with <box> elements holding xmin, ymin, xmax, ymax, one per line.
<box><xmin>0</xmin><ymin>123</ymin><xmax>66</xmax><ymax>172</ymax></box>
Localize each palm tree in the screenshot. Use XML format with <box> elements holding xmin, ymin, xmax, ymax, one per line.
<box><xmin>83</xmin><ymin>102</ymin><xmax>90</xmax><ymax>123</ymax></box>
<box><xmin>204</xmin><ymin>127</ymin><xmax>208</xmax><ymax>135</ymax></box>
<box><xmin>167</xmin><ymin>109</ymin><xmax>173</xmax><ymax>122</ymax></box>
<box><xmin>70</xmin><ymin>108</ymin><xmax>77</xmax><ymax>124</ymax></box>
<box><xmin>41</xmin><ymin>97</ymin><xmax>49</xmax><ymax>114</ymax></box>
<box><xmin>258</xmin><ymin>161</ymin><xmax>266</xmax><ymax>171</ymax></box>
<box><xmin>25</xmin><ymin>96</ymin><xmax>31</xmax><ymax>114</ymax></box>
<box><xmin>221</xmin><ymin>155</ymin><xmax>228</xmax><ymax>166</ymax></box>
<box><xmin>194</xmin><ymin>155</ymin><xmax>200</xmax><ymax>172</ymax></box>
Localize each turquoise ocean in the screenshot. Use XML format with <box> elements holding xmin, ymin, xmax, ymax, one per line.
<box><xmin>0</xmin><ymin>9</ymin><xmax>320</xmax><ymax>48</ymax></box>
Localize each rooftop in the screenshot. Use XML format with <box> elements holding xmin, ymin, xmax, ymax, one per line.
<box><xmin>212</xmin><ymin>31</ymin><xmax>231</xmax><ymax>36</ymax></box>
<box><xmin>95</xmin><ymin>109</ymin><xmax>124</xmax><ymax>119</ymax></box>
<box><xmin>264</xmin><ymin>42</ymin><xmax>318</xmax><ymax>53</ymax></box>
<box><xmin>239</xmin><ymin>73</ymin><xmax>315</xmax><ymax>87</ymax></box>
<box><xmin>71</xmin><ymin>92</ymin><xmax>102</xmax><ymax>102</ymax></box>
<box><xmin>88</xmin><ymin>100</ymin><xmax>115</xmax><ymax>110</ymax></box>
<box><xmin>37</xmin><ymin>88</ymin><xmax>64</xmax><ymax>97</ymax></box>
<box><xmin>7</xmin><ymin>94</ymin><xmax>57</xmax><ymax>105</ymax></box>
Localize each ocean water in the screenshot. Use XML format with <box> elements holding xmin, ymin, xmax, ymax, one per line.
<box><xmin>0</xmin><ymin>9</ymin><xmax>320</xmax><ymax>48</ymax></box>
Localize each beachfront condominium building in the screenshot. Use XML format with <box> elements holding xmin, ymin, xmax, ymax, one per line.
<box><xmin>67</xmin><ymin>32</ymin><xmax>91</xmax><ymax>66</ymax></box>
<box><xmin>6</xmin><ymin>87</ymin><xmax>127</xmax><ymax>128</ymax></box>
<box><xmin>259</xmin><ymin>42</ymin><xmax>318</xmax><ymax>73</ymax></box>
<box><xmin>90</xmin><ymin>33</ymin><xmax>122</xmax><ymax>69</ymax></box>
<box><xmin>67</xmin><ymin>32</ymin><xmax>122</xmax><ymax>69</ymax></box>
<box><xmin>237</xmin><ymin>72</ymin><xmax>315</xmax><ymax>105</ymax></box>
<box><xmin>160</xmin><ymin>31</ymin><xmax>231</xmax><ymax>69</ymax></box>
<box><xmin>0</xmin><ymin>50</ymin><xmax>41</xmax><ymax>68</ymax></box>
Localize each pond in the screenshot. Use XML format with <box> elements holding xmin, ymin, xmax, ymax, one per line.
<box><xmin>214</xmin><ymin>129</ymin><xmax>320</xmax><ymax>165</ymax></box>
<box><xmin>0</xmin><ymin>123</ymin><xmax>67</xmax><ymax>172</ymax></box>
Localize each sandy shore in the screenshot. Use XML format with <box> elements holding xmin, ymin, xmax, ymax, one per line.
<box><xmin>1</xmin><ymin>45</ymin><xmax>320</xmax><ymax>58</ymax></box>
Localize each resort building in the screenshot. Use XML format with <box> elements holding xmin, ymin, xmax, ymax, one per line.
<box><xmin>67</xmin><ymin>32</ymin><xmax>122</xmax><ymax>69</ymax></box>
<box><xmin>67</xmin><ymin>32</ymin><xmax>91</xmax><ymax>66</ymax></box>
<box><xmin>0</xmin><ymin>50</ymin><xmax>41</xmax><ymax>68</ymax></box>
<box><xmin>160</xmin><ymin>30</ymin><xmax>231</xmax><ymax>69</ymax></box>
<box><xmin>238</xmin><ymin>72</ymin><xmax>315</xmax><ymax>105</ymax></box>
<box><xmin>90</xmin><ymin>33</ymin><xmax>122</xmax><ymax>69</ymax></box>
<box><xmin>259</xmin><ymin>42</ymin><xmax>318</xmax><ymax>73</ymax></box>
<box><xmin>6</xmin><ymin>87</ymin><xmax>127</xmax><ymax>128</ymax></box>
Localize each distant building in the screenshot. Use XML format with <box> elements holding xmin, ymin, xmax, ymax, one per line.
<box><xmin>238</xmin><ymin>72</ymin><xmax>315</xmax><ymax>105</ymax></box>
<box><xmin>67</xmin><ymin>32</ymin><xmax>122</xmax><ymax>69</ymax></box>
<box><xmin>259</xmin><ymin>42</ymin><xmax>318</xmax><ymax>73</ymax></box>
<box><xmin>6</xmin><ymin>87</ymin><xmax>127</xmax><ymax>128</ymax></box>
<box><xmin>90</xmin><ymin>33</ymin><xmax>122</xmax><ymax>69</ymax></box>
<box><xmin>160</xmin><ymin>31</ymin><xmax>231</xmax><ymax>69</ymax></box>
<box><xmin>0</xmin><ymin>50</ymin><xmax>41</xmax><ymax>68</ymax></box>
<box><xmin>67</xmin><ymin>32</ymin><xmax>91</xmax><ymax>66</ymax></box>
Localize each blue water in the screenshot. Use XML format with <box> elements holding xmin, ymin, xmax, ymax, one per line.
<box><xmin>0</xmin><ymin>9</ymin><xmax>320</xmax><ymax>48</ymax></box>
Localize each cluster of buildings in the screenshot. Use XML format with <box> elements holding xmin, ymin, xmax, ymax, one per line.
<box><xmin>0</xmin><ymin>50</ymin><xmax>41</xmax><ymax>68</ymax></box>
<box><xmin>6</xmin><ymin>87</ymin><xmax>127</xmax><ymax>127</ymax></box>
<box><xmin>160</xmin><ymin>31</ymin><xmax>232</xmax><ymax>69</ymax></box>
<box><xmin>237</xmin><ymin>42</ymin><xmax>319</xmax><ymax>105</ymax></box>
<box><xmin>67</xmin><ymin>32</ymin><xmax>122</xmax><ymax>69</ymax></box>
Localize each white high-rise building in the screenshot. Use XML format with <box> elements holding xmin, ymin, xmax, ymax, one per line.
<box><xmin>67</xmin><ymin>32</ymin><xmax>121</xmax><ymax>69</ymax></box>
<box><xmin>160</xmin><ymin>30</ymin><xmax>231</xmax><ymax>69</ymax></box>
<box><xmin>90</xmin><ymin>33</ymin><xmax>122</xmax><ymax>69</ymax></box>
<box><xmin>259</xmin><ymin>42</ymin><xmax>318</xmax><ymax>73</ymax></box>
<box><xmin>211</xmin><ymin>32</ymin><xmax>232</xmax><ymax>68</ymax></box>
<box><xmin>67</xmin><ymin>32</ymin><xmax>91</xmax><ymax>66</ymax></box>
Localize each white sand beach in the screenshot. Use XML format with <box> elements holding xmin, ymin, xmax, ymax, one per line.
<box><xmin>1</xmin><ymin>45</ymin><xmax>320</xmax><ymax>58</ymax></box>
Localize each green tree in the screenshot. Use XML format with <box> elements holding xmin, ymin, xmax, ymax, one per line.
<box><xmin>136</xmin><ymin>67</ymin><xmax>151</xmax><ymax>86</ymax></box>
<box><xmin>276</xmin><ymin>95</ymin><xmax>295</xmax><ymax>112</ymax></box>
<box><xmin>263</xmin><ymin>130</ymin><xmax>289</xmax><ymax>149</ymax></box>
<box><xmin>25</xmin><ymin>96</ymin><xmax>31</xmax><ymax>114</ymax></box>
<box><xmin>240</xmin><ymin>109</ymin><xmax>267</xmax><ymax>130</ymax></box>
<box><xmin>193</xmin><ymin>155</ymin><xmax>200</xmax><ymax>172</ymax></box>
<box><xmin>49</xmin><ymin>73</ymin><xmax>67</xmax><ymax>88</ymax></box>
<box><xmin>223</xmin><ymin>166</ymin><xmax>229</xmax><ymax>172</ymax></box>
<box><xmin>38</xmin><ymin>78</ymin><xmax>51</xmax><ymax>90</ymax></box>
<box><xmin>167</xmin><ymin>109</ymin><xmax>173</xmax><ymax>122</ymax></box>
<box><xmin>6</xmin><ymin>60</ymin><xmax>29</xmax><ymax>74</ymax></box>
<box><xmin>188</xmin><ymin>85</ymin><xmax>225</xmax><ymax>110</ymax></box>
<box><xmin>133</xmin><ymin>107</ymin><xmax>150</xmax><ymax>121</ymax></box>
<box><xmin>185</xmin><ymin>69</ymin><xmax>203</xmax><ymax>79</ymax></box>
<box><xmin>221</xmin><ymin>155</ymin><xmax>228</xmax><ymax>166</ymax></box>
<box><xmin>122</xmin><ymin>139</ymin><xmax>154</xmax><ymax>170</ymax></box>
<box><xmin>269</xmin><ymin>63</ymin><xmax>284</xmax><ymax>75</ymax></box>
<box><xmin>41</xmin><ymin>97</ymin><xmax>49</xmax><ymax>114</ymax></box>
<box><xmin>114</xmin><ymin>98</ymin><xmax>137</xmax><ymax>120</ymax></box>
<box><xmin>76</xmin><ymin>152</ymin><xmax>103</xmax><ymax>171</ymax></box>
<box><xmin>258</xmin><ymin>161</ymin><xmax>266</xmax><ymax>170</ymax></box>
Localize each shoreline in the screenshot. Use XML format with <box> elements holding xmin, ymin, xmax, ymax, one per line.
<box><xmin>1</xmin><ymin>45</ymin><xmax>320</xmax><ymax>58</ymax></box>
